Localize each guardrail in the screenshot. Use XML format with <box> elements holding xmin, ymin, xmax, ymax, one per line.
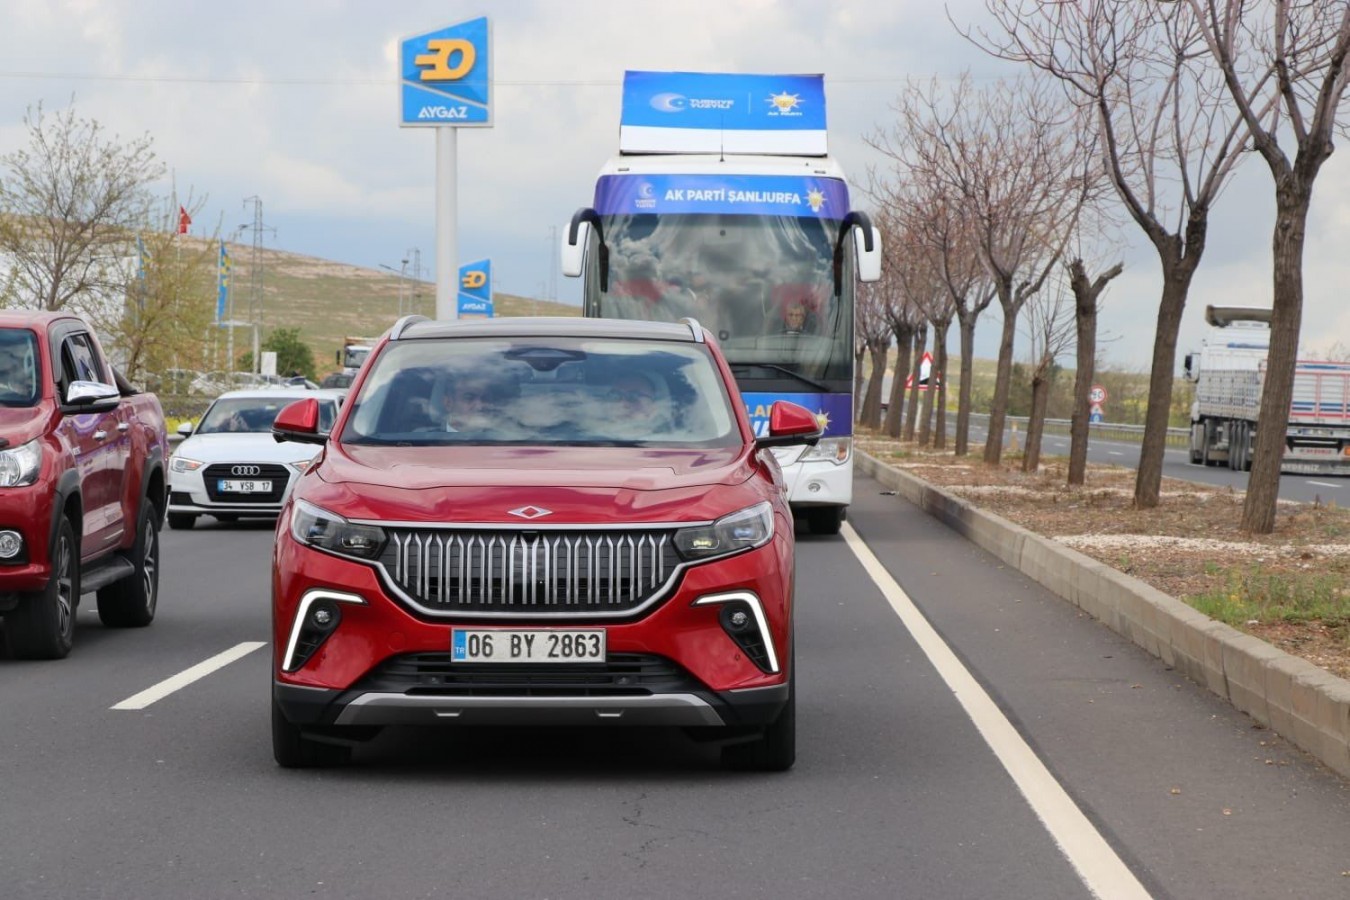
<box><xmin>967</xmin><ymin>412</ymin><xmax>1189</xmax><ymax>449</ymax></box>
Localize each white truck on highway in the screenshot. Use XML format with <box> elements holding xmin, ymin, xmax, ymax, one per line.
<box><xmin>1184</xmin><ymin>305</ymin><xmax>1350</xmax><ymax>474</ymax></box>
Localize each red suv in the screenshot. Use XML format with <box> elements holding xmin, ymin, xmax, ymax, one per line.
<box><xmin>269</xmin><ymin>316</ymin><xmax>820</xmax><ymax>770</ymax></box>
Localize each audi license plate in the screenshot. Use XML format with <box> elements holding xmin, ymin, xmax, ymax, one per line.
<box><xmin>452</xmin><ymin>629</ymin><xmax>605</xmax><ymax>663</ymax></box>
<box><xmin>217</xmin><ymin>479</ymin><xmax>272</xmax><ymax>494</ymax></box>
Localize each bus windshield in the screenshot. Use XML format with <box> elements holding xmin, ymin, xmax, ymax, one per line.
<box><xmin>590</xmin><ymin>212</ymin><xmax>854</xmax><ymax>385</ymax></box>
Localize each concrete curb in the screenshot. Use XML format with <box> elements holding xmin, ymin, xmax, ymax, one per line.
<box><xmin>857</xmin><ymin>450</ymin><xmax>1350</xmax><ymax>781</ymax></box>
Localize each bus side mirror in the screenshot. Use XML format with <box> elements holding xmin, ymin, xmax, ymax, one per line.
<box><xmin>855</xmin><ymin>225</ymin><xmax>883</xmax><ymax>283</ymax></box>
<box><xmin>561</xmin><ymin>221</ymin><xmax>588</xmax><ymax>277</ymax></box>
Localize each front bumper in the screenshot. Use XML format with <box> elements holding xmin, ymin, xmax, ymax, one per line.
<box><xmin>272</xmin><ymin>523</ymin><xmax>795</xmax><ymax>729</ymax></box>
<box><xmin>0</xmin><ymin>481</ymin><xmax>56</xmax><ymax>592</ymax></box>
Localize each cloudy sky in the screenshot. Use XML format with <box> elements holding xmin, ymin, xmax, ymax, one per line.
<box><xmin>2</xmin><ymin>0</ymin><xmax>1348</xmax><ymax>367</ymax></box>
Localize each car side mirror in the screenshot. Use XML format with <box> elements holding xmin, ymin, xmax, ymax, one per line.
<box><xmin>61</xmin><ymin>380</ymin><xmax>121</xmax><ymax>415</ymax></box>
<box><xmin>177</xmin><ymin>421</ymin><xmax>194</xmax><ymax>437</ymax></box>
<box><xmin>755</xmin><ymin>400</ymin><xmax>823</xmax><ymax>450</ymax></box>
<box><xmin>272</xmin><ymin>398</ymin><xmax>326</xmax><ymax>445</ymax></box>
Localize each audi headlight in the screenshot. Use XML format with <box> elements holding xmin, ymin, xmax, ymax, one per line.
<box><xmin>800</xmin><ymin>437</ymin><xmax>850</xmax><ymax>465</ymax></box>
<box><xmin>0</xmin><ymin>439</ymin><xmax>42</xmax><ymax>487</ymax></box>
<box><xmin>673</xmin><ymin>501</ymin><xmax>774</xmax><ymax>562</ymax></box>
<box><xmin>290</xmin><ymin>499</ymin><xmax>386</xmax><ymax>561</ymax></box>
<box><xmin>170</xmin><ymin>455</ymin><xmax>204</xmax><ymax>473</ymax></box>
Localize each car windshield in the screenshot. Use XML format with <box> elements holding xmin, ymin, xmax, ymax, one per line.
<box><xmin>0</xmin><ymin>329</ymin><xmax>40</xmax><ymax>408</ymax></box>
<box><xmin>341</xmin><ymin>336</ymin><xmax>741</xmax><ymax>448</ymax></box>
<box><xmin>197</xmin><ymin>396</ymin><xmax>337</xmax><ymax>435</ymax></box>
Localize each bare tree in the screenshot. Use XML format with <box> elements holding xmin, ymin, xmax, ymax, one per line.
<box><xmin>1066</xmin><ymin>256</ymin><xmax>1124</xmax><ymax>484</ymax></box>
<box><xmin>1020</xmin><ymin>274</ymin><xmax>1077</xmax><ymax>471</ymax></box>
<box><xmin>1186</xmin><ymin>0</ymin><xmax>1350</xmax><ymax>533</ymax></box>
<box><xmin>971</xmin><ymin>0</ymin><xmax>1254</xmax><ymax>506</ymax></box>
<box><xmin>855</xmin><ymin>279</ymin><xmax>892</xmax><ymax>428</ymax></box>
<box><xmin>0</xmin><ymin>102</ymin><xmax>164</xmax><ymax>313</ymax></box>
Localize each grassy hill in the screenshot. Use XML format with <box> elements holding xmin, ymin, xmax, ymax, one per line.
<box><xmin>217</xmin><ymin>241</ymin><xmax>578</xmax><ymax>375</ymax></box>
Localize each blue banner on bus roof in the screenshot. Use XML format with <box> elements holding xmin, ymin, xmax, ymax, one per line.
<box><xmin>620</xmin><ymin>71</ymin><xmax>827</xmax><ymax>155</ymax></box>
<box><xmin>594</xmin><ymin>174</ymin><xmax>849</xmax><ymax>219</ymax></box>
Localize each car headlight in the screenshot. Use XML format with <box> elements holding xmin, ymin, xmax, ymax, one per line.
<box><xmin>800</xmin><ymin>437</ymin><xmax>850</xmax><ymax>465</ymax></box>
<box><xmin>0</xmin><ymin>439</ymin><xmax>42</xmax><ymax>487</ymax></box>
<box><xmin>673</xmin><ymin>501</ymin><xmax>774</xmax><ymax>562</ymax></box>
<box><xmin>290</xmin><ymin>499</ymin><xmax>386</xmax><ymax>561</ymax></box>
<box><xmin>170</xmin><ymin>455</ymin><xmax>205</xmax><ymax>473</ymax></box>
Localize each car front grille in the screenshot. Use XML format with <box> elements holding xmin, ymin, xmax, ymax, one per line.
<box><xmin>377</xmin><ymin>527</ymin><xmax>685</xmax><ymax>618</ymax></box>
<box><xmin>202</xmin><ymin>463</ymin><xmax>291</xmax><ymax>504</ymax></box>
<box><xmin>354</xmin><ymin>652</ymin><xmax>700</xmax><ymax>696</ymax></box>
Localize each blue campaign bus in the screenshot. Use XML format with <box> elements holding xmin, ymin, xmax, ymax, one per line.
<box><xmin>561</xmin><ymin>71</ymin><xmax>882</xmax><ymax>534</ymax></box>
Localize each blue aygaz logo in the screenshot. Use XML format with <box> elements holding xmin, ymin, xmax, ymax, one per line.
<box><xmin>458</xmin><ymin>258</ymin><xmax>493</xmax><ymax>318</ymax></box>
<box><xmin>400</xmin><ymin>17</ymin><xmax>492</xmax><ymax>127</ymax></box>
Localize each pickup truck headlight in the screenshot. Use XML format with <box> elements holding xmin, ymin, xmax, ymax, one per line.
<box><xmin>673</xmin><ymin>501</ymin><xmax>774</xmax><ymax>562</ymax></box>
<box><xmin>170</xmin><ymin>456</ymin><xmax>204</xmax><ymax>473</ymax></box>
<box><xmin>800</xmin><ymin>437</ymin><xmax>850</xmax><ymax>465</ymax></box>
<box><xmin>0</xmin><ymin>439</ymin><xmax>42</xmax><ymax>487</ymax></box>
<box><xmin>290</xmin><ymin>499</ymin><xmax>386</xmax><ymax>561</ymax></box>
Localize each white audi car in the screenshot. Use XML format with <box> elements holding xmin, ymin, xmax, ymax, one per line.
<box><xmin>167</xmin><ymin>387</ymin><xmax>345</xmax><ymax>529</ymax></box>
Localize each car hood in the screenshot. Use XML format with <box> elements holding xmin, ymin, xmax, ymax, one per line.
<box><xmin>0</xmin><ymin>405</ymin><xmax>54</xmax><ymax>448</ymax></box>
<box><xmin>174</xmin><ymin>432</ymin><xmax>321</xmax><ymax>465</ymax></box>
<box><xmin>308</xmin><ymin>444</ymin><xmax>763</xmax><ymax>525</ymax></box>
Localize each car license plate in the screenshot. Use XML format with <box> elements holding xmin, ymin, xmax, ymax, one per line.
<box><xmin>452</xmin><ymin>629</ymin><xmax>605</xmax><ymax>663</ymax></box>
<box><xmin>217</xmin><ymin>479</ymin><xmax>272</xmax><ymax>493</ymax></box>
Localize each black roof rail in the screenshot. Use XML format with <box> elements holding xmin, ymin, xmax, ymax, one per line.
<box><xmin>678</xmin><ymin>317</ymin><xmax>705</xmax><ymax>343</ymax></box>
<box><xmin>389</xmin><ymin>314</ymin><xmax>431</xmax><ymax>340</ymax></box>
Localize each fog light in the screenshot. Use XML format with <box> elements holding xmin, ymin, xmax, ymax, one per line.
<box><xmin>807</xmin><ymin>481</ymin><xmax>822</xmax><ymax>493</ymax></box>
<box><xmin>312</xmin><ymin>607</ymin><xmax>334</xmax><ymax>626</ymax></box>
<box><xmin>0</xmin><ymin>530</ymin><xmax>21</xmax><ymax>559</ymax></box>
<box><xmin>729</xmin><ymin>610</ymin><xmax>750</xmax><ymax>629</ymax></box>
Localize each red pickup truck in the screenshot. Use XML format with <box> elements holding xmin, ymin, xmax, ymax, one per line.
<box><xmin>0</xmin><ymin>311</ymin><xmax>169</xmax><ymax>659</ymax></box>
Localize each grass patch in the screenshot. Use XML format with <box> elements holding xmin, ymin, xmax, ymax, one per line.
<box><xmin>1187</xmin><ymin>567</ymin><xmax>1350</xmax><ymax>628</ymax></box>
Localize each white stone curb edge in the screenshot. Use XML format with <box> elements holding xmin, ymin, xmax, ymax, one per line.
<box><xmin>857</xmin><ymin>450</ymin><xmax>1350</xmax><ymax>780</ymax></box>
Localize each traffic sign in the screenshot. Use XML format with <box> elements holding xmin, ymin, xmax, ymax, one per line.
<box><xmin>1089</xmin><ymin>384</ymin><xmax>1108</xmax><ymax>405</ymax></box>
<box><xmin>904</xmin><ymin>351</ymin><xmax>936</xmax><ymax>391</ymax></box>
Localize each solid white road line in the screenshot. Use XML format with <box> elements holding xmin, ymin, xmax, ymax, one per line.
<box><xmin>843</xmin><ymin>524</ymin><xmax>1153</xmax><ymax>900</ymax></box>
<box><xmin>111</xmin><ymin>642</ymin><xmax>267</xmax><ymax>711</ymax></box>
<box><xmin>1307</xmin><ymin>480</ymin><xmax>1341</xmax><ymax>489</ymax></box>
<box><xmin>1108</xmin><ymin>450</ymin><xmax>1124</xmax><ymax>456</ymax></box>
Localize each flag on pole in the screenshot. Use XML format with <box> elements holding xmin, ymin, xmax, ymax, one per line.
<box><xmin>178</xmin><ymin>206</ymin><xmax>192</xmax><ymax>235</ymax></box>
<box><xmin>216</xmin><ymin>241</ymin><xmax>230</xmax><ymax>324</ymax></box>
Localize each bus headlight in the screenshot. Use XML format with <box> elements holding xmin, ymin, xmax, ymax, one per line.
<box><xmin>800</xmin><ymin>437</ymin><xmax>850</xmax><ymax>465</ymax></box>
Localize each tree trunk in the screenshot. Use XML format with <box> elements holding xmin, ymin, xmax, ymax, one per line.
<box><xmin>903</xmin><ymin>323</ymin><xmax>927</xmax><ymax>441</ymax></box>
<box><xmin>853</xmin><ymin>344</ymin><xmax>866</xmax><ymax>422</ymax></box>
<box><xmin>861</xmin><ymin>341</ymin><xmax>889</xmax><ymax>428</ymax></box>
<box><xmin>1023</xmin><ymin>368</ymin><xmax>1050</xmax><ymax>472</ymax></box>
<box><xmin>933</xmin><ymin>320</ymin><xmax>950</xmax><ymax>451</ymax></box>
<box><xmin>954</xmin><ymin>315</ymin><xmax>977</xmax><ymax>457</ymax></box>
<box><xmin>1242</xmin><ymin>183</ymin><xmax>1312</xmax><ymax>534</ymax></box>
<box><xmin>1066</xmin><ymin>259</ymin><xmax>1121</xmax><ymax>486</ymax></box>
<box><xmin>984</xmin><ymin>298</ymin><xmax>1019</xmax><ymax>466</ymax></box>
<box><xmin>1133</xmin><ymin>266</ymin><xmax>1195</xmax><ymax>508</ymax></box>
<box><xmin>883</xmin><ymin>324</ymin><xmax>914</xmax><ymax>437</ymax></box>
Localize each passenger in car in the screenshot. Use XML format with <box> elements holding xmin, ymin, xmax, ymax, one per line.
<box><xmin>430</xmin><ymin>373</ymin><xmax>497</xmax><ymax>432</ymax></box>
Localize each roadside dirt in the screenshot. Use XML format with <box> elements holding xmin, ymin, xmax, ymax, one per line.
<box><xmin>856</xmin><ymin>435</ymin><xmax>1350</xmax><ymax>681</ymax></box>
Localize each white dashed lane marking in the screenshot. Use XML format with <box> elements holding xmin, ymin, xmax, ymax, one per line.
<box><xmin>111</xmin><ymin>642</ymin><xmax>267</xmax><ymax>710</ymax></box>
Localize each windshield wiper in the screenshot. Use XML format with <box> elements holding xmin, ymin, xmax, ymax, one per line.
<box><xmin>731</xmin><ymin>363</ymin><xmax>831</xmax><ymax>393</ymax></box>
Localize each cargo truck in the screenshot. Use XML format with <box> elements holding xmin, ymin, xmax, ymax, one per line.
<box><xmin>1184</xmin><ymin>305</ymin><xmax>1350</xmax><ymax>474</ymax></box>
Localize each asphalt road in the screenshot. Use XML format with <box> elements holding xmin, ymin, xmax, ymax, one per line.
<box><xmin>964</xmin><ymin>422</ymin><xmax>1348</xmax><ymax>505</ymax></box>
<box><xmin>2</xmin><ymin>484</ymin><xmax>1348</xmax><ymax>899</ymax></box>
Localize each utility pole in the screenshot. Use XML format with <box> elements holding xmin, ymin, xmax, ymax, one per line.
<box><xmin>408</xmin><ymin>248</ymin><xmax>422</xmax><ymax>315</ymax></box>
<box><xmin>242</xmin><ymin>196</ymin><xmax>277</xmax><ymax>373</ymax></box>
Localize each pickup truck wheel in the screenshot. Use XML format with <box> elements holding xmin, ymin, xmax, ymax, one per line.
<box><xmin>721</xmin><ymin>665</ymin><xmax>796</xmax><ymax>772</ymax></box>
<box><xmin>272</xmin><ymin>698</ymin><xmax>351</xmax><ymax>768</ymax></box>
<box><xmin>6</xmin><ymin>517</ymin><xmax>79</xmax><ymax>660</ymax></box>
<box><xmin>97</xmin><ymin>504</ymin><xmax>159</xmax><ymax>628</ymax></box>
<box><xmin>167</xmin><ymin>513</ymin><xmax>196</xmax><ymax>530</ymax></box>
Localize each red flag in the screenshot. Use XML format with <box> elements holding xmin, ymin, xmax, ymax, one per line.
<box><xmin>178</xmin><ymin>206</ymin><xmax>191</xmax><ymax>234</ymax></box>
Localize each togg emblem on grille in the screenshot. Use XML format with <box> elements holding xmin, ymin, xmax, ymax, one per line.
<box><xmin>508</xmin><ymin>505</ymin><xmax>552</xmax><ymax>520</ymax></box>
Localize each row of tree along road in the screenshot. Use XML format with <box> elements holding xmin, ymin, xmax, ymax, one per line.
<box><xmin>852</xmin><ymin>0</ymin><xmax>1350</xmax><ymax>534</ymax></box>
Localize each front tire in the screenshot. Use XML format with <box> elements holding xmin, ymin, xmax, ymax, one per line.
<box><xmin>721</xmin><ymin>669</ymin><xmax>796</xmax><ymax>772</ymax></box>
<box><xmin>272</xmin><ymin>698</ymin><xmax>352</xmax><ymax>768</ymax></box>
<box><xmin>6</xmin><ymin>517</ymin><xmax>79</xmax><ymax>660</ymax></box>
<box><xmin>806</xmin><ymin>506</ymin><xmax>844</xmax><ymax>536</ymax></box>
<box><xmin>97</xmin><ymin>503</ymin><xmax>159</xmax><ymax>628</ymax></box>
<box><xmin>167</xmin><ymin>513</ymin><xmax>196</xmax><ymax>530</ymax></box>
